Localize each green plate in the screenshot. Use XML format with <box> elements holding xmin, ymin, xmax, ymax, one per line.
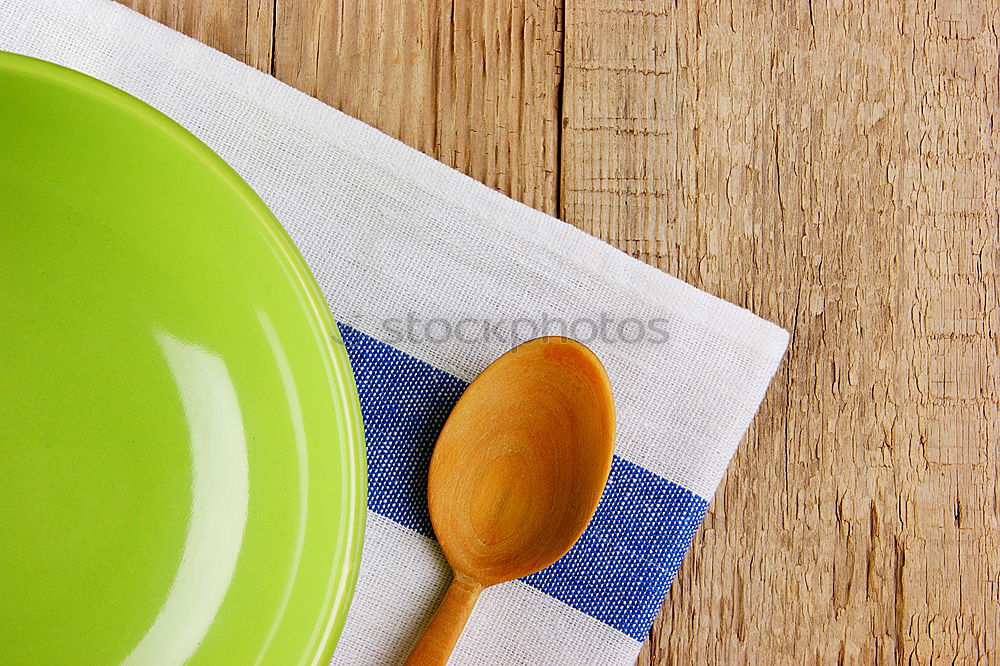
<box><xmin>0</xmin><ymin>53</ymin><xmax>366</xmax><ymax>664</ymax></box>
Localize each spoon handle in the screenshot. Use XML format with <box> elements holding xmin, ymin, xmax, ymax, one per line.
<box><xmin>404</xmin><ymin>574</ymin><xmax>483</xmax><ymax>665</ymax></box>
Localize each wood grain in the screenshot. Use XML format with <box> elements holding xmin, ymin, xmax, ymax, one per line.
<box><xmin>115</xmin><ymin>0</ymin><xmax>1000</xmax><ymax>662</ymax></box>
<box><xmin>409</xmin><ymin>337</ymin><xmax>615</xmax><ymax>664</ymax></box>
<box><xmin>271</xmin><ymin>0</ymin><xmax>563</xmax><ymax>215</ymax></box>
<box><xmin>560</xmin><ymin>2</ymin><xmax>999</xmax><ymax>663</ymax></box>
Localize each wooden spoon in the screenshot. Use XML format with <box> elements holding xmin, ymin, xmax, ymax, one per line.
<box><xmin>404</xmin><ymin>336</ymin><xmax>616</xmax><ymax>665</ymax></box>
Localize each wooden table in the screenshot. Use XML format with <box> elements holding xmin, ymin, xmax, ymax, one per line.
<box><xmin>121</xmin><ymin>1</ymin><xmax>998</xmax><ymax>662</ymax></box>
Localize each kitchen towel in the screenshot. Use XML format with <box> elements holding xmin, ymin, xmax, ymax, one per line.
<box><xmin>0</xmin><ymin>1</ymin><xmax>790</xmax><ymax>663</ymax></box>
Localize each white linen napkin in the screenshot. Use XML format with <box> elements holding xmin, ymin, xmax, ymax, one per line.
<box><xmin>0</xmin><ymin>1</ymin><xmax>789</xmax><ymax>663</ymax></box>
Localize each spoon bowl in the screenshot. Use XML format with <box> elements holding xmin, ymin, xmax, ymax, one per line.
<box><xmin>405</xmin><ymin>336</ymin><xmax>615</xmax><ymax>664</ymax></box>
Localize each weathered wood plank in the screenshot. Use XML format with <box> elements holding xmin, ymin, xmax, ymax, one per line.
<box><xmin>562</xmin><ymin>1</ymin><xmax>999</xmax><ymax>663</ymax></box>
<box><xmin>269</xmin><ymin>0</ymin><xmax>563</xmax><ymax>214</ymax></box>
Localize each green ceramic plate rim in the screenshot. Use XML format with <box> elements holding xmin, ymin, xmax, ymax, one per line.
<box><xmin>0</xmin><ymin>51</ymin><xmax>368</xmax><ymax>664</ymax></box>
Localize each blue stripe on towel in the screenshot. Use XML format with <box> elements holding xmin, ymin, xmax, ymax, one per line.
<box><xmin>522</xmin><ymin>458</ymin><xmax>707</xmax><ymax>640</ymax></box>
<box><xmin>338</xmin><ymin>323</ymin><xmax>708</xmax><ymax>642</ymax></box>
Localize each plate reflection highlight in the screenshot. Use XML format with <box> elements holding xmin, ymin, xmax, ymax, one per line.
<box><xmin>125</xmin><ymin>331</ymin><xmax>250</xmax><ymax>666</ymax></box>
